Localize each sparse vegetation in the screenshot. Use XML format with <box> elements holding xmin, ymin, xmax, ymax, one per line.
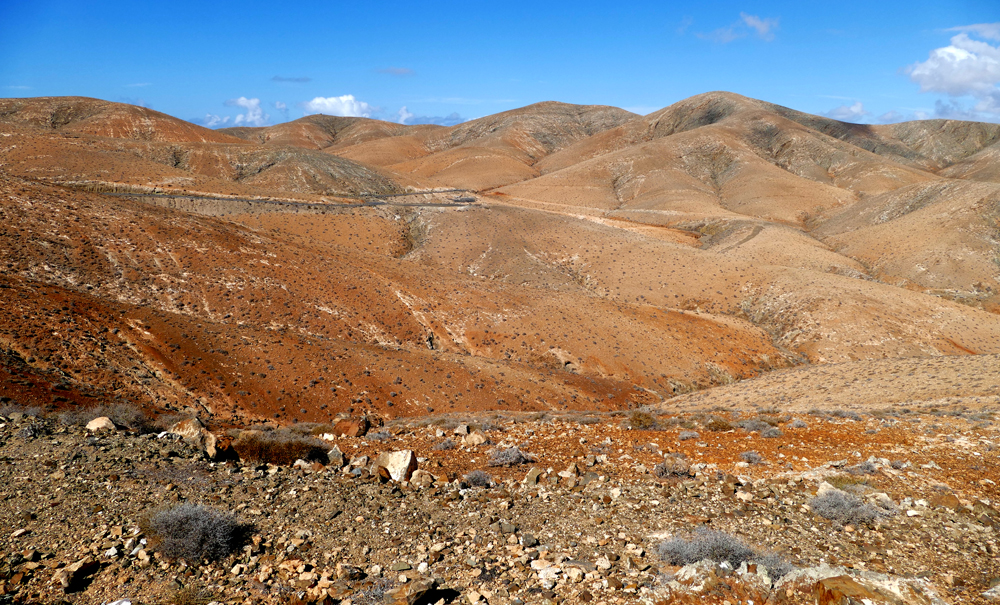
<box><xmin>141</xmin><ymin>504</ymin><xmax>250</xmax><ymax>562</ymax></box>
<box><xmin>657</xmin><ymin>528</ymin><xmax>793</xmax><ymax>578</ymax></box>
<box><xmin>761</xmin><ymin>426</ymin><xmax>783</xmax><ymax>438</ymax></box>
<box><xmin>433</xmin><ymin>437</ymin><xmax>457</xmax><ymax>451</ymax></box>
<box><xmin>366</xmin><ymin>431</ymin><xmax>391</xmax><ymax>442</ymax></box>
<box><xmin>232</xmin><ymin>430</ymin><xmax>329</xmax><ymax>466</ymax></box>
<box><xmin>653</xmin><ymin>455</ymin><xmax>690</xmax><ymax>478</ymax></box>
<box><xmin>488</xmin><ymin>446</ymin><xmax>534</xmax><ymax>467</ymax></box>
<box><xmin>463</xmin><ymin>470</ymin><xmax>493</xmax><ymax>488</ymax></box>
<box><xmin>740</xmin><ymin>451</ymin><xmax>763</xmax><ymax>464</ymax></box>
<box><xmin>789</xmin><ymin>419</ymin><xmax>808</xmax><ymax>429</ymax></box>
<box><xmin>704</xmin><ymin>416</ymin><xmax>733</xmax><ymax>432</ymax></box>
<box><xmin>627</xmin><ymin>411</ymin><xmax>658</xmax><ymax>430</ymax></box>
<box><xmin>678</xmin><ymin>430</ymin><xmax>699</xmax><ymax>441</ymax></box>
<box><xmin>810</xmin><ymin>489</ymin><xmax>890</xmax><ymax>526</ymax></box>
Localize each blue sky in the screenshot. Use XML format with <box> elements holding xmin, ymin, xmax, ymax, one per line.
<box><xmin>1</xmin><ymin>0</ymin><xmax>998</xmax><ymax>127</ymax></box>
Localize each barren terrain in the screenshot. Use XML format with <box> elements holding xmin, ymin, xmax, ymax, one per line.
<box><xmin>1</xmin><ymin>92</ymin><xmax>999</xmax><ymax>603</ymax></box>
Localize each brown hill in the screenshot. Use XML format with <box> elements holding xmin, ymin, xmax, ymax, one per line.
<box><xmin>1</xmin><ymin>92</ymin><xmax>999</xmax><ymax>428</ymax></box>
<box><xmin>0</xmin><ymin>96</ymin><xmax>244</xmax><ymax>144</ymax></box>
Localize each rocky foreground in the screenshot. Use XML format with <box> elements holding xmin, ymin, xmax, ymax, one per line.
<box><xmin>0</xmin><ymin>407</ymin><xmax>998</xmax><ymax>604</ymax></box>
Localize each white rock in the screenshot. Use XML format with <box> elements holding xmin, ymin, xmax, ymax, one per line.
<box><xmin>168</xmin><ymin>417</ymin><xmax>218</xmax><ymax>459</ymax></box>
<box><xmin>463</xmin><ymin>431</ymin><xmax>487</xmax><ymax>446</ymax></box>
<box><xmin>86</xmin><ymin>417</ymin><xmax>117</xmax><ymax>432</ymax></box>
<box><xmin>372</xmin><ymin>450</ymin><xmax>418</xmax><ymax>482</ymax></box>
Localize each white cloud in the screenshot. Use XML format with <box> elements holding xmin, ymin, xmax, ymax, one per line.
<box><xmin>274</xmin><ymin>101</ymin><xmax>287</xmax><ymax>111</ymax></box>
<box><xmin>740</xmin><ymin>13</ymin><xmax>778</xmax><ymax>41</ymax></box>
<box><xmin>877</xmin><ymin>110</ymin><xmax>905</xmax><ymax>123</ymax></box>
<box><xmin>396</xmin><ymin>106</ymin><xmax>415</xmax><ymax>124</ymax></box>
<box><xmin>823</xmin><ymin>101</ymin><xmax>870</xmax><ymax>122</ymax></box>
<box><xmin>302</xmin><ymin>95</ymin><xmax>373</xmax><ymax>117</ymax></box>
<box><xmin>225</xmin><ymin>97</ymin><xmax>269</xmax><ymax>126</ymax></box>
<box><xmin>202</xmin><ymin>114</ymin><xmax>230</xmax><ymax>128</ymax></box>
<box><xmin>698</xmin><ymin>13</ymin><xmax>778</xmax><ymax>43</ymax></box>
<box><xmin>905</xmin><ymin>30</ymin><xmax>1000</xmax><ymax>117</ymax></box>
<box><xmin>125</xmin><ymin>82</ymin><xmax>151</xmax><ymax>88</ymax></box>
<box><xmin>946</xmin><ymin>23</ymin><xmax>1000</xmax><ymax>41</ymax></box>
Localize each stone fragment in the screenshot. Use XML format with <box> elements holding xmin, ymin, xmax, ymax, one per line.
<box><xmin>372</xmin><ymin>450</ymin><xmax>418</xmax><ymax>482</ymax></box>
<box><xmin>333</xmin><ymin>417</ymin><xmax>370</xmax><ymax>438</ymax></box>
<box><xmin>524</xmin><ymin>467</ymin><xmax>542</xmax><ymax>486</ymax></box>
<box><xmin>463</xmin><ymin>431</ymin><xmax>487</xmax><ymax>446</ymax></box>
<box><xmin>454</xmin><ymin>424</ymin><xmax>470</xmax><ymax>435</ymax></box>
<box><xmin>52</xmin><ymin>557</ymin><xmax>100</xmax><ymax>592</ymax></box>
<box><xmin>85</xmin><ymin>417</ymin><xmax>117</xmax><ymax>432</ymax></box>
<box><xmin>167</xmin><ymin>417</ymin><xmax>218</xmax><ymax>459</ymax></box>
<box><xmin>385</xmin><ymin>577</ymin><xmax>436</xmax><ymax>605</ymax></box>
<box><xmin>410</xmin><ymin>469</ymin><xmax>435</xmax><ymax>488</ymax></box>
<box><xmin>327</xmin><ymin>445</ymin><xmax>346</xmax><ymax>468</ymax></box>
<box><xmin>929</xmin><ymin>492</ymin><xmax>961</xmax><ymax>511</ymax></box>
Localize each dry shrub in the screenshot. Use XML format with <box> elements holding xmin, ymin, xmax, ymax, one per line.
<box><xmin>232</xmin><ymin>431</ymin><xmax>328</xmax><ymax>466</ymax></box>
<box><xmin>810</xmin><ymin>489</ymin><xmax>889</xmax><ymax>526</ymax></box>
<box><xmin>141</xmin><ymin>504</ymin><xmax>251</xmax><ymax>562</ymax></box>
<box><xmin>704</xmin><ymin>416</ymin><xmax>733</xmax><ymax>432</ymax></box>
<box><xmin>628</xmin><ymin>411</ymin><xmax>658</xmax><ymax>430</ymax></box>
<box><xmin>658</xmin><ymin>528</ymin><xmax>794</xmax><ymax>578</ymax></box>
<box><xmin>463</xmin><ymin>470</ymin><xmax>493</xmax><ymax>488</ymax></box>
<box><xmin>488</xmin><ymin>446</ymin><xmax>534</xmax><ymax>467</ymax></box>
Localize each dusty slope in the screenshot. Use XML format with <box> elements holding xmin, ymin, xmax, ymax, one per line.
<box><xmin>332</xmin><ymin>102</ymin><xmax>637</xmax><ymax>190</ymax></box>
<box><xmin>0</xmin><ymin>173</ymin><xmax>795</xmax><ymax>424</ymax></box>
<box><xmin>0</xmin><ymin>96</ymin><xmax>244</xmax><ymax>144</ymax></box>
<box><xmin>0</xmin><ymin>115</ymin><xmax>402</xmax><ymax>199</ymax></box>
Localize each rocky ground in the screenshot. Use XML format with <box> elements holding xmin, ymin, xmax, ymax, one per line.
<box><xmin>1</xmin><ymin>405</ymin><xmax>998</xmax><ymax>605</ymax></box>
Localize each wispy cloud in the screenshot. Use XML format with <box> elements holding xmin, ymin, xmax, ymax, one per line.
<box><xmin>272</xmin><ymin>76</ymin><xmax>311</xmax><ymax>83</ymax></box>
<box><xmin>302</xmin><ymin>94</ymin><xmax>373</xmax><ymax>117</ymax></box>
<box><xmin>201</xmin><ymin>114</ymin><xmax>230</xmax><ymax>128</ymax></box>
<box><xmin>676</xmin><ymin>16</ymin><xmax>693</xmax><ymax>35</ymax></box>
<box><xmin>946</xmin><ymin>23</ymin><xmax>1000</xmax><ymax>41</ymax></box>
<box><xmin>124</xmin><ymin>82</ymin><xmax>151</xmax><ymax>88</ymax></box>
<box><xmin>823</xmin><ymin>101</ymin><xmax>870</xmax><ymax>122</ymax></box>
<box><xmin>273</xmin><ymin>101</ymin><xmax>289</xmax><ymax>120</ymax></box>
<box><xmin>741</xmin><ymin>13</ymin><xmax>778</xmax><ymax>41</ymax></box>
<box><xmin>905</xmin><ymin>25</ymin><xmax>1000</xmax><ymax>119</ymax></box>
<box><xmin>406</xmin><ymin>112</ymin><xmax>465</xmax><ymax>126</ymax></box>
<box><xmin>396</xmin><ymin>106</ymin><xmax>415</xmax><ymax>124</ymax></box>
<box><xmin>698</xmin><ymin>12</ymin><xmax>779</xmax><ymax>43</ymax></box>
<box><xmin>379</xmin><ymin>67</ymin><xmax>414</xmax><ymax>76</ymax></box>
<box><xmin>226</xmin><ymin>97</ymin><xmax>269</xmax><ymax>126</ymax></box>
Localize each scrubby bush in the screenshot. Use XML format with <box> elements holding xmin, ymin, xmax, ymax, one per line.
<box><xmin>788</xmin><ymin>419</ymin><xmax>808</xmax><ymax>429</ymax></box>
<box><xmin>658</xmin><ymin>528</ymin><xmax>793</xmax><ymax>578</ymax></box>
<box><xmin>58</xmin><ymin>403</ymin><xmax>157</xmax><ymax>432</ymax></box>
<box><xmin>740</xmin><ymin>451</ymin><xmax>763</xmax><ymax>464</ymax></box>
<box><xmin>463</xmin><ymin>470</ymin><xmax>493</xmax><ymax>488</ymax></box>
<box><xmin>232</xmin><ymin>431</ymin><xmax>329</xmax><ymax>466</ymax></box>
<box><xmin>142</xmin><ymin>504</ymin><xmax>250</xmax><ymax>562</ymax></box>
<box><xmin>433</xmin><ymin>438</ymin><xmax>457</xmax><ymax>451</ymax></box>
<box><xmin>735</xmin><ymin>419</ymin><xmax>771</xmax><ymax>433</ymax></box>
<box><xmin>810</xmin><ymin>489</ymin><xmax>889</xmax><ymax>526</ymax></box>
<box><xmin>678</xmin><ymin>430</ymin><xmax>699</xmax><ymax>441</ymax></box>
<box><xmin>628</xmin><ymin>411</ymin><xmax>658</xmax><ymax>430</ymax></box>
<box><xmin>488</xmin><ymin>446</ymin><xmax>534</xmax><ymax>467</ymax></box>
<box><xmin>761</xmin><ymin>427</ymin><xmax>783</xmax><ymax>439</ymax></box>
<box><xmin>829</xmin><ymin>409</ymin><xmax>862</xmax><ymax>421</ymax></box>
<box><xmin>366</xmin><ymin>431</ymin><xmax>391</xmax><ymax>442</ymax></box>
<box><xmin>658</xmin><ymin>528</ymin><xmax>756</xmax><ymax>568</ymax></box>
<box><xmin>845</xmin><ymin>461</ymin><xmax>877</xmax><ymax>475</ymax></box>
<box><xmin>704</xmin><ymin>416</ymin><xmax>733</xmax><ymax>432</ymax></box>
<box><xmin>654</xmin><ymin>455</ymin><xmax>690</xmax><ymax>478</ymax></box>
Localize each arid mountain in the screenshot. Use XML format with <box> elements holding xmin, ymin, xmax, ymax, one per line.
<box><xmin>0</xmin><ymin>96</ymin><xmax>244</xmax><ymax>144</ymax></box>
<box><xmin>1</xmin><ymin>93</ymin><xmax>998</xmax><ymax>427</ymax></box>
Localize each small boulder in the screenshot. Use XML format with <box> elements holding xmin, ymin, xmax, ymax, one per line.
<box><xmin>386</xmin><ymin>577</ymin><xmax>437</xmax><ymax>605</ymax></box>
<box><xmin>463</xmin><ymin>431</ymin><xmax>487</xmax><ymax>446</ymax></box>
<box><xmin>454</xmin><ymin>424</ymin><xmax>470</xmax><ymax>435</ymax></box>
<box><xmin>85</xmin><ymin>417</ymin><xmax>117</xmax><ymax>432</ymax></box>
<box><xmin>167</xmin><ymin>417</ymin><xmax>218</xmax><ymax>459</ymax></box>
<box><xmin>52</xmin><ymin>556</ymin><xmax>100</xmax><ymax>592</ymax></box>
<box><xmin>333</xmin><ymin>417</ymin><xmax>370</xmax><ymax>438</ymax></box>
<box><xmin>373</xmin><ymin>450</ymin><xmax>418</xmax><ymax>482</ymax></box>
<box><xmin>328</xmin><ymin>445</ymin><xmax>347</xmax><ymax>468</ymax></box>
<box><xmin>410</xmin><ymin>469</ymin><xmax>436</xmax><ymax>488</ymax></box>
